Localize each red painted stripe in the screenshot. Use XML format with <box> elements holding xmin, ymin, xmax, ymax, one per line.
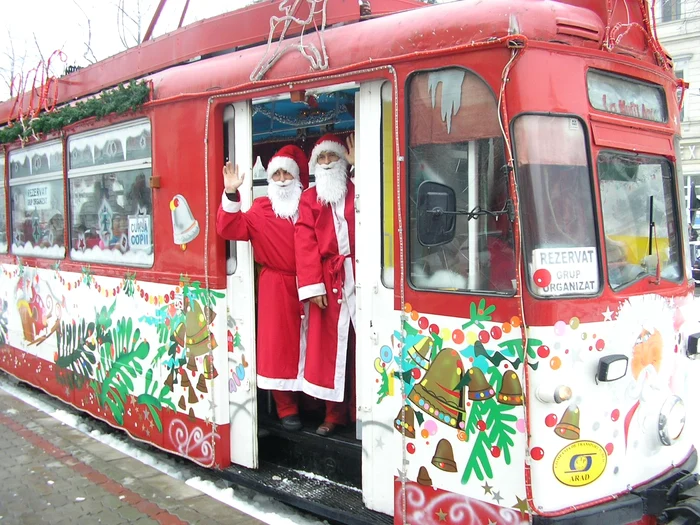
<box><xmin>0</xmin><ymin>412</ymin><xmax>189</xmax><ymax>525</ymax></box>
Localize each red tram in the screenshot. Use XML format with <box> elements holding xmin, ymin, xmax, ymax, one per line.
<box><xmin>0</xmin><ymin>1</ymin><xmax>698</xmax><ymax>523</ymax></box>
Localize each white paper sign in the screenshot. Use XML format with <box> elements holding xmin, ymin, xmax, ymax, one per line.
<box><xmin>531</xmin><ymin>247</ymin><xmax>598</xmax><ymax>296</ymax></box>
<box><xmin>128</xmin><ymin>215</ymin><xmax>152</xmax><ymax>252</ymax></box>
<box><xmin>25</xmin><ymin>184</ymin><xmax>51</xmax><ymax>210</ymax></box>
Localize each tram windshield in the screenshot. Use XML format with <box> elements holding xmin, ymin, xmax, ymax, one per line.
<box><xmin>598</xmin><ymin>151</ymin><xmax>682</xmax><ymax>289</ymax></box>
<box><xmin>515</xmin><ymin>115</ymin><xmax>599</xmax><ymax>297</ymax></box>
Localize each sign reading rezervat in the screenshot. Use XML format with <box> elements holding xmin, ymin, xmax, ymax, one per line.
<box><xmin>25</xmin><ymin>184</ymin><xmax>51</xmax><ymax>210</ymax></box>
<box><xmin>531</xmin><ymin>247</ymin><xmax>598</xmax><ymax>296</ymax></box>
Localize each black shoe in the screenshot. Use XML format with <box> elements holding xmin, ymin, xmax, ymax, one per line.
<box><xmin>258</xmin><ymin>427</ymin><xmax>271</xmax><ymax>439</ymax></box>
<box><xmin>281</xmin><ymin>415</ymin><xmax>302</xmax><ymax>431</ymax></box>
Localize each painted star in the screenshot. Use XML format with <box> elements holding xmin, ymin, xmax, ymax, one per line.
<box><xmin>396</xmin><ymin>469</ymin><xmax>408</xmax><ymax>482</ymax></box>
<box><xmin>491</xmin><ymin>491</ymin><xmax>503</xmax><ymax>504</ymax></box>
<box><xmin>571</xmin><ymin>347</ymin><xmax>585</xmax><ymax>365</ymax></box>
<box><xmin>436</xmin><ymin>508</ymin><xmax>447</xmax><ymax>522</ymax></box>
<box><xmin>513</xmin><ymin>496</ymin><xmax>529</xmax><ymax>517</ymax></box>
<box><xmin>142</xmin><ymin>406</ymin><xmax>150</xmax><ymax>420</ymax></box>
<box><xmin>482</xmin><ymin>482</ymin><xmax>492</xmax><ymax>495</ymax></box>
<box><xmin>208</xmin><ymin>398</ymin><xmax>218</xmax><ymax>412</ymax></box>
<box><xmin>376</xmin><ymin>436</ymin><xmax>385</xmax><ymax>450</ymax></box>
<box><xmin>487</xmin><ymin>521</ymin><xmax>497</xmax><ymax>525</ymax></box>
<box><xmin>602</xmin><ymin>306</ymin><xmax>614</xmax><ymax>322</ymax></box>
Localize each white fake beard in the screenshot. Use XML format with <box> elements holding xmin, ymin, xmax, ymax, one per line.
<box><xmin>268</xmin><ymin>179</ymin><xmax>303</xmax><ymax>219</ymax></box>
<box><xmin>315</xmin><ymin>160</ymin><xmax>349</xmax><ymax>206</ymax></box>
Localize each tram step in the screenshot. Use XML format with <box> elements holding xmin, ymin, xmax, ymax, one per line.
<box><xmin>221</xmin><ymin>460</ymin><xmax>392</xmax><ymax>525</ymax></box>
<box><xmin>258</xmin><ymin>419</ymin><xmax>362</xmax><ymax>489</ymax></box>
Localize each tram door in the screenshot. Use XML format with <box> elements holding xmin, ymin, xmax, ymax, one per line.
<box><xmin>224</xmin><ymin>102</ymin><xmax>258</xmax><ymax>469</ymax></box>
<box><xmin>355</xmin><ymin>80</ymin><xmax>401</xmax><ymax>514</ymax></box>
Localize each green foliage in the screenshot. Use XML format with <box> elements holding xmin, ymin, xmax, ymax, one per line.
<box><xmin>56</xmin><ymin>318</ymin><xmax>97</xmax><ymax>376</ymax></box>
<box><xmin>82</xmin><ymin>266</ymin><xmax>93</xmax><ymax>287</ymax></box>
<box><xmin>123</xmin><ymin>273</ymin><xmax>136</xmax><ymax>298</ymax></box>
<box><xmin>461</xmin><ymin>367</ymin><xmax>518</xmax><ymax>484</ymax></box>
<box><xmin>136</xmin><ymin>368</ymin><xmax>176</xmax><ymax>432</ymax></box>
<box><xmin>181</xmin><ymin>275</ymin><xmax>225</xmax><ymax>310</ymax></box>
<box><xmin>462</xmin><ymin>299</ymin><xmax>496</xmax><ymax>330</ymax></box>
<box><xmin>0</xmin><ymin>80</ymin><xmax>150</xmax><ymax>145</ymax></box>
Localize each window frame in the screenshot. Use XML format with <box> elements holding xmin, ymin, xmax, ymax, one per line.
<box><xmin>224</xmin><ymin>105</ymin><xmax>237</xmax><ymax>275</ymax></box>
<box><xmin>661</xmin><ymin>0</ymin><xmax>681</xmax><ymax>23</ymax></box>
<box><xmin>597</xmin><ymin>148</ymin><xmax>684</xmax><ymax>291</ymax></box>
<box><xmin>67</xmin><ymin>118</ymin><xmax>154</xmax><ymax>268</ymax></box>
<box><xmin>380</xmin><ymin>80</ymin><xmax>395</xmax><ymax>289</ymax></box>
<box><xmin>510</xmin><ymin>112</ymin><xmax>603</xmax><ymax>299</ymax></box>
<box><xmin>404</xmin><ymin>66</ymin><xmax>517</xmax><ymax>297</ymax></box>
<box><xmin>9</xmin><ymin>139</ymin><xmax>66</xmax><ymax>259</ymax></box>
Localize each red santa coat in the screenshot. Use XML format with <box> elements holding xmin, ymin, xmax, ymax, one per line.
<box><xmin>295</xmin><ymin>181</ymin><xmax>356</xmax><ymax>402</ymax></box>
<box><xmin>216</xmin><ymin>193</ymin><xmax>306</xmax><ymax>391</ymax></box>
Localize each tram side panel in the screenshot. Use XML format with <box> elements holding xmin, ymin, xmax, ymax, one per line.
<box><xmin>0</xmin><ymin>99</ymin><xmax>233</xmax><ymax>468</ymax></box>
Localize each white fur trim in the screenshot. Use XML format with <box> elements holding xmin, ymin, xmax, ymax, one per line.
<box><xmin>257</xmin><ymin>375</ymin><xmax>303</xmax><ymax>391</ymax></box>
<box><xmin>309</xmin><ymin>140</ymin><xmax>347</xmax><ymax>170</ymax></box>
<box><xmin>221</xmin><ymin>191</ymin><xmax>242</xmax><ymax>213</ymax></box>
<box><xmin>301</xmin><ymin>295</ymin><xmax>349</xmax><ymax>402</ymax></box>
<box><xmin>299</xmin><ymin>283</ymin><xmax>327</xmax><ymax>301</ymax></box>
<box><xmin>267</xmin><ymin>156</ymin><xmax>300</xmax><ymax>181</ymax></box>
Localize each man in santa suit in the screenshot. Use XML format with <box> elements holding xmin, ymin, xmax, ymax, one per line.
<box><xmin>295</xmin><ymin>133</ymin><xmax>356</xmax><ymax>436</ymax></box>
<box><xmin>216</xmin><ymin>145</ymin><xmax>309</xmax><ymax>432</ymax></box>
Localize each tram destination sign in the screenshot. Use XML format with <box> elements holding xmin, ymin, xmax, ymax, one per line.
<box><xmin>587</xmin><ymin>70</ymin><xmax>667</xmax><ymax>123</ymax></box>
<box><xmin>531</xmin><ymin>246</ymin><xmax>599</xmax><ymax>296</ymax></box>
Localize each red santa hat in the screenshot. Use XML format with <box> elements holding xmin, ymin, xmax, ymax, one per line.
<box><xmin>267</xmin><ymin>145</ymin><xmax>309</xmax><ymax>189</ymax></box>
<box><xmin>309</xmin><ymin>133</ymin><xmax>348</xmax><ymax>172</ymax></box>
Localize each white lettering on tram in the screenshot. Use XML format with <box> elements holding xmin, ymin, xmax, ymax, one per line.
<box><xmin>532</xmin><ymin>246</ymin><xmax>599</xmax><ymax>296</ymax></box>
<box><xmin>538</xmin><ymin>249</ymin><xmax>596</xmax><ymax>266</ymax></box>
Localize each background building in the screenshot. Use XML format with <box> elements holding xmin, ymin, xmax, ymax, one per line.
<box><xmin>655</xmin><ymin>0</ymin><xmax>700</xmax><ymax>241</ymax></box>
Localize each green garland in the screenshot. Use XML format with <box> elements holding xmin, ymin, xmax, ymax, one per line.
<box><xmin>0</xmin><ymin>80</ymin><xmax>150</xmax><ymax>145</ymax></box>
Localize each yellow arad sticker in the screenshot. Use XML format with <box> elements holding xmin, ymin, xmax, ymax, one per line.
<box><xmin>552</xmin><ymin>440</ymin><xmax>607</xmax><ymax>487</ymax></box>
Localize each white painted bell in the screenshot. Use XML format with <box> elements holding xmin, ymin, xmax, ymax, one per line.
<box><xmin>253</xmin><ymin>156</ymin><xmax>267</xmax><ymax>180</ymax></box>
<box><xmin>170</xmin><ymin>194</ymin><xmax>200</xmax><ymax>245</ymax></box>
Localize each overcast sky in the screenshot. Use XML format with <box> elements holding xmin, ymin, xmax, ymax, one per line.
<box><xmin>0</xmin><ymin>0</ymin><xmax>253</xmax><ymax>103</ymax></box>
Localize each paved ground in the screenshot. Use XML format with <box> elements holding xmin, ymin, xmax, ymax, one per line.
<box><xmin>0</xmin><ymin>386</ymin><xmax>265</xmax><ymax>525</ymax></box>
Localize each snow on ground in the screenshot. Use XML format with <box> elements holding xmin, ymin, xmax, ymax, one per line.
<box><xmin>0</xmin><ymin>376</ymin><xmax>329</xmax><ymax>525</ymax></box>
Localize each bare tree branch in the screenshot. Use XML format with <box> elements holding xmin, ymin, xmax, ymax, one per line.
<box><xmin>0</xmin><ymin>30</ymin><xmax>27</xmax><ymax>98</ymax></box>
<box><xmin>72</xmin><ymin>0</ymin><xmax>98</xmax><ymax>64</ymax></box>
<box><xmin>32</xmin><ymin>33</ymin><xmax>45</xmax><ymax>65</ymax></box>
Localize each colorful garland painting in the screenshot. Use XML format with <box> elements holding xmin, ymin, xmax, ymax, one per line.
<box><xmin>380</xmin><ymin>299</ymin><xmax>537</xmax><ymax>506</ymax></box>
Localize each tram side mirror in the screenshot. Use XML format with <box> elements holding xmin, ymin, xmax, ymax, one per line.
<box><xmin>596</xmin><ymin>354</ymin><xmax>628</xmax><ymax>383</ymax></box>
<box><xmin>417</xmin><ymin>181</ymin><xmax>456</xmax><ymax>247</ymax></box>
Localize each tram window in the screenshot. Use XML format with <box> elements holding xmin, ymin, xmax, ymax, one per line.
<box><xmin>224</xmin><ymin>105</ymin><xmax>237</xmax><ymax>275</ymax></box>
<box><xmin>515</xmin><ymin>115</ymin><xmax>599</xmax><ymax>297</ymax></box>
<box><xmin>9</xmin><ymin>140</ymin><xmax>66</xmax><ymax>259</ymax></box>
<box><xmin>0</xmin><ymin>156</ymin><xmax>6</xmax><ymax>253</ymax></box>
<box><xmin>407</xmin><ymin>68</ymin><xmax>516</xmax><ymax>293</ymax></box>
<box><xmin>599</xmin><ymin>152</ymin><xmax>682</xmax><ymax>289</ymax></box>
<box><xmin>380</xmin><ymin>81</ymin><xmax>394</xmax><ymax>289</ymax></box>
<box><xmin>67</xmin><ymin>120</ymin><xmax>154</xmax><ymax>267</ymax></box>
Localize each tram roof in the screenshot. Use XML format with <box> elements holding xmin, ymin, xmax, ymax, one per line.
<box><xmin>0</xmin><ymin>0</ymin><xmax>667</xmax><ymax>123</ymax></box>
